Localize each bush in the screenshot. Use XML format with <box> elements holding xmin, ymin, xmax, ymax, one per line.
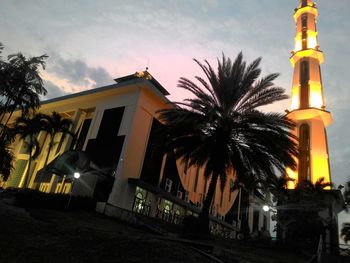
<box><xmin>12</xmin><ymin>189</ymin><xmax>96</xmax><ymax>211</ymax></box>
<box><xmin>182</xmin><ymin>215</ymin><xmax>210</xmax><ymax>240</ymax></box>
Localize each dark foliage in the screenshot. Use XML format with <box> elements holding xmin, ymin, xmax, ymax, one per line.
<box><xmin>158</xmin><ymin>53</ymin><xmax>298</xmax><ymax>220</ymax></box>
<box><xmin>276</xmin><ymin>178</ymin><xmax>338</xmax><ymax>252</ymax></box>
<box><xmin>341</xmin><ymin>223</ymin><xmax>350</xmax><ymax>244</ymax></box>
<box><xmin>40</xmin><ymin>111</ymin><xmax>74</xmax><ymax>167</ymax></box>
<box><xmin>0</xmin><ymin>126</ymin><xmax>15</xmax><ymax>181</ymax></box>
<box><xmin>0</xmin><ymin>43</ymin><xmax>48</xmax><ymax>182</ymax></box>
<box><xmin>13</xmin><ymin>114</ymin><xmax>46</xmax><ymax>187</ymax></box>
<box><xmin>11</xmin><ymin>189</ymin><xmax>96</xmax><ymax>211</ymax></box>
<box><xmin>0</xmin><ymin>50</ymin><xmax>47</xmax><ymax>125</ymax></box>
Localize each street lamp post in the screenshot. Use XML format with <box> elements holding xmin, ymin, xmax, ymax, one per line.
<box><xmin>66</xmin><ymin>172</ymin><xmax>80</xmax><ymax>209</ymax></box>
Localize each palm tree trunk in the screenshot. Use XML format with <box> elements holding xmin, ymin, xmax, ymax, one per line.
<box><xmin>1</xmin><ymin>93</ymin><xmax>21</xmax><ymax>128</ymax></box>
<box><xmin>201</xmin><ymin>172</ymin><xmax>219</xmax><ymax>216</ymax></box>
<box><xmin>44</xmin><ymin>139</ymin><xmax>54</xmax><ymax>167</ymax></box>
<box><xmin>23</xmin><ymin>138</ymin><xmax>33</xmax><ymax>189</ymax></box>
<box><xmin>0</xmin><ymin>98</ymin><xmax>13</xmax><ymax>125</ymax></box>
<box><xmin>3</xmin><ymin>109</ymin><xmax>15</xmax><ymax>128</ymax></box>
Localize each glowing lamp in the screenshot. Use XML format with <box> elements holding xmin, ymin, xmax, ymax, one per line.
<box><xmin>263</xmin><ymin>205</ymin><xmax>270</xmax><ymax>212</ymax></box>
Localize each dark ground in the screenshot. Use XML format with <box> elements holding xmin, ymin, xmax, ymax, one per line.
<box><xmin>0</xmin><ymin>199</ymin><xmax>349</xmax><ymax>263</ymax></box>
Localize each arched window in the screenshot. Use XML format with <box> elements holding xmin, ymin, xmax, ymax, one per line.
<box><xmin>136</xmin><ymin>192</ymin><xmax>143</xmax><ymax>200</ymax></box>
<box><xmin>298</xmin><ymin>124</ymin><xmax>311</xmax><ymax>182</ymax></box>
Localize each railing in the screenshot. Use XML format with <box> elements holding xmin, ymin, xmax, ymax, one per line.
<box><xmin>155</xmin><ymin>209</ymin><xmax>183</xmax><ymax>225</ymax></box>
<box><xmin>132</xmin><ymin>197</ymin><xmax>151</xmax><ymax>216</ymax></box>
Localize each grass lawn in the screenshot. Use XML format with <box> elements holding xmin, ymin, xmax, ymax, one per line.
<box><xmin>1</xmin><ymin>199</ymin><xmax>348</xmax><ymax>263</ymax></box>
<box><xmin>0</xmin><ymin>200</ymin><xmax>214</xmax><ymax>263</ymax></box>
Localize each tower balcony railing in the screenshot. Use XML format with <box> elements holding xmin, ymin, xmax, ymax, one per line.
<box><xmin>294</xmin><ymin>4</ymin><xmax>318</xmax><ymax>21</ymax></box>
<box><xmin>290</xmin><ymin>48</ymin><xmax>324</xmax><ymax>66</ymax></box>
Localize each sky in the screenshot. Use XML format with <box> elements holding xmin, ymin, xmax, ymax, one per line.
<box><xmin>1</xmin><ymin>0</ymin><xmax>350</xmax><ymax>235</ymax></box>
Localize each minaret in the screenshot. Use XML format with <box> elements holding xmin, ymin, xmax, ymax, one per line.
<box><xmin>286</xmin><ymin>0</ymin><xmax>333</xmax><ymax>188</ymax></box>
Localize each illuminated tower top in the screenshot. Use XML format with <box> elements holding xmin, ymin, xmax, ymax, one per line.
<box><xmin>287</xmin><ymin>0</ymin><xmax>333</xmax><ymax>187</ymax></box>
<box><xmin>290</xmin><ymin>0</ymin><xmax>328</xmax><ymax>112</ymax></box>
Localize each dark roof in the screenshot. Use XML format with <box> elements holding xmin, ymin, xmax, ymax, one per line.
<box><xmin>114</xmin><ymin>71</ymin><xmax>170</xmax><ymax>96</ymax></box>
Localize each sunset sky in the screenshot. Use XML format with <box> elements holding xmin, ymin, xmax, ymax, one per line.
<box><xmin>1</xmin><ymin>0</ymin><xmax>350</xmax><ymax>225</ymax></box>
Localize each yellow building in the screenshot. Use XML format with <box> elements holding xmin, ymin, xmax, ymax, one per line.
<box><xmin>287</xmin><ymin>0</ymin><xmax>332</xmax><ymax>188</ymax></box>
<box><xmin>3</xmin><ymin>71</ymin><xmax>271</xmax><ymax>236</ymax></box>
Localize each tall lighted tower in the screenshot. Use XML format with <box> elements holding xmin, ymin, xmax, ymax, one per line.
<box><xmin>286</xmin><ymin>0</ymin><xmax>332</xmax><ymax>188</ymax></box>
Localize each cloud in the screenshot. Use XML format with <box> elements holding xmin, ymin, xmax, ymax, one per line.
<box><xmin>2</xmin><ymin>0</ymin><xmax>350</xmax><ymax>188</ymax></box>
<box><xmin>40</xmin><ymin>52</ymin><xmax>113</xmax><ymax>94</ymax></box>
<box><xmin>47</xmin><ymin>53</ymin><xmax>112</xmax><ymax>90</ymax></box>
<box><xmin>42</xmin><ymin>79</ymin><xmax>67</xmax><ymax>100</ymax></box>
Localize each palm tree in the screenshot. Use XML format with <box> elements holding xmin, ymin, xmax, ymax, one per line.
<box><xmin>295</xmin><ymin>177</ymin><xmax>333</xmax><ymax>198</ymax></box>
<box><xmin>40</xmin><ymin>111</ymin><xmax>74</xmax><ymax>167</ymax></box>
<box><xmin>14</xmin><ymin>114</ymin><xmax>45</xmax><ymax>188</ymax></box>
<box><xmin>0</xmin><ymin>44</ymin><xmax>47</xmax><ymax>184</ymax></box>
<box><xmin>268</xmin><ymin>175</ymin><xmax>295</xmax><ymax>203</ymax></box>
<box><xmin>0</xmin><ymin>51</ymin><xmax>48</xmax><ymax>134</ymax></box>
<box><xmin>158</xmin><ymin>53</ymin><xmax>298</xmax><ymax>228</ymax></box>
<box><xmin>0</xmin><ymin>125</ymin><xmax>15</xmax><ymax>182</ymax></box>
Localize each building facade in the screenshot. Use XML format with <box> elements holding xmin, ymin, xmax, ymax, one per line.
<box><xmin>3</xmin><ymin>71</ymin><xmax>270</xmax><ymax>237</ymax></box>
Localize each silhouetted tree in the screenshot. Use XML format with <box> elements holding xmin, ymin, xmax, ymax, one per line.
<box><xmin>14</xmin><ymin>114</ymin><xmax>45</xmax><ymax>188</ymax></box>
<box><xmin>158</xmin><ymin>53</ymin><xmax>298</xmax><ymax>234</ymax></box>
<box><xmin>0</xmin><ymin>45</ymin><xmax>47</xmax><ymax>133</ymax></box>
<box><xmin>40</xmin><ymin>111</ymin><xmax>74</xmax><ymax>167</ymax></box>
<box><xmin>295</xmin><ymin>177</ymin><xmax>333</xmax><ymax>200</ymax></box>
<box><xmin>0</xmin><ymin>43</ymin><xmax>48</xmax><ymax>182</ymax></box>
<box><xmin>0</xmin><ymin>125</ymin><xmax>15</xmax><ymax>182</ymax></box>
<box><xmin>268</xmin><ymin>175</ymin><xmax>294</xmax><ymax>203</ymax></box>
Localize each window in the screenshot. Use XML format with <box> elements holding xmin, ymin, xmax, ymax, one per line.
<box><xmin>229</xmin><ymin>179</ymin><xmax>234</xmax><ymax>202</ymax></box>
<box><xmin>298</xmin><ymin>124</ymin><xmax>311</xmax><ymax>182</ymax></box>
<box><xmin>300</xmin><ymin>60</ymin><xmax>310</xmax><ymax>108</ymax></box>
<box><xmin>163</xmin><ymin>200</ymin><xmax>173</xmax><ymax>213</ymax></box>
<box><xmin>193</xmin><ymin>167</ymin><xmax>199</xmax><ymax>192</ymax></box>
<box><xmin>220</xmin><ymin>190</ymin><xmax>224</xmax><ymax>207</ymax></box>
<box><xmin>74</xmin><ymin>119</ymin><xmax>92</xmax><ymax>151</ymax></box>
<box><xmin>183</xmin><ymin>161</ymin><xmax>188</xmax><ymax>175</ymax></box>
<box><xmin>301</xmin><ymin>14</ymin><xmax>308</xmax><ymax>29</ymax></box>
<box><xmin>132</xmin><ymin>187</ymin><xmax>150</xmax><ymax>215</ymax></box>
<box><xmin>174</xmin><ymin>209</ymin><xmax>181</xmax><ymax>224</ymax></box>
<box><xmin>302</xmin><ymin>31</ymin><xmax>308</xmax><ymax>50</ymax></box>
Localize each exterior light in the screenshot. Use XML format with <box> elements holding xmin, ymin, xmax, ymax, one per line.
<box><xmin>263</xmin><ymin>205</ymin><xmax>270</xmax><ymax>212</ymax></box>
<box><xmin>74</xmin><ymin>172</ymin><xmax>81</xmax><ymax>179</ymax></box>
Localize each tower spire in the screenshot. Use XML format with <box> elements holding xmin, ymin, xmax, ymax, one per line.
<box><xmin>286</xmin><ymin>1</ymin><xmax>333</xmax><ymax>188</ymax></box>
<box><xmin>298</xmin><ymin>0</ymin><xmax>314</xmax><ymax>8</ymax></box>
